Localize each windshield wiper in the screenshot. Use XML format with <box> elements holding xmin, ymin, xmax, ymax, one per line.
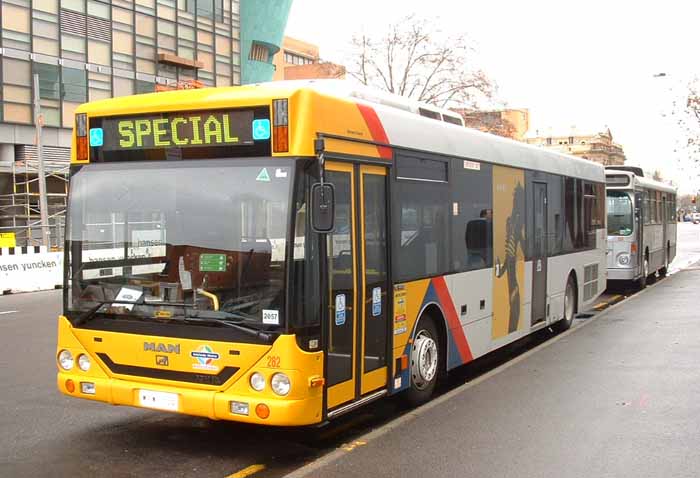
<box><xmin>176</xmin><ymin>313</ymin><xmax>275</xmax><ymax>342</ymax></box>
<box><xmin>72</xmin><ymin>301</ymin><xmax>275</xmax><ymax>341</ymax></box>
<box><xmin>72</xmin><ymin>300</ymin><xmax>141</xmax><ymax>326</ymax></box>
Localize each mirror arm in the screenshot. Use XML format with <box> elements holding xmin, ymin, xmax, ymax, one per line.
<box><xmin>314</xmin><ymin>137</ymin><xmax>326</xmax><ymax>186</ymax></box>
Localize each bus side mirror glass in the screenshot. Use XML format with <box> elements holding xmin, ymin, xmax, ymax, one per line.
<box><xmin>311</xmin><ymin>183</ymin><xmax>335</xmax><ymax>233</ymax></box>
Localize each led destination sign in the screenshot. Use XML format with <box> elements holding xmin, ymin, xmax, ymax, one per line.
<box><xmin>98</xmin><ymin>109</ymin><xmax>264</xmax><ymax>151</ymax></box>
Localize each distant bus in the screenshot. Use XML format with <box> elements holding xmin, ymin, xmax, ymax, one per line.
<box><xmin>605</xmin><ymin>167</ymin><xmax>677</xmax><ymax>288</ymax></box>
<box><xmin>56</xmin><ymin>81</ymin><xmax>606</xmax><ymax>426</ymax></box>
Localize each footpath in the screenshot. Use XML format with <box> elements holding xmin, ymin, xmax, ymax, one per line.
<box><xmin>289</xmin><ymin>269</ymin><xmax>700</xmax><ymax>478</ymax></box>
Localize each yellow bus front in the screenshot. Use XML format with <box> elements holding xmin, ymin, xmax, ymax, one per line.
<box><xmin>56</xmin><ymin>85</ymin><xmax>327</xmax><ymax>426</ymax></box>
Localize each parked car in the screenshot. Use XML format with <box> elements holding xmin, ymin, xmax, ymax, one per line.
<box><xmin>693</xmin><ymin>213</ymin><xmax>700</xmax><ymax>224</ymax></box>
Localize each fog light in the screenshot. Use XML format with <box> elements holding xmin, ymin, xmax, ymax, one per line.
<box><xmin>230</xmin><ymin>401</ymin><xmax>249</xmax><ymax>416</ymax></box>
<box><xmin>250</xmin><ymin>372</ymin><xmax>265</xmax><ymax>391</ymax></box>
<box><xmin>58</xmin><ymin>350</ymin><xmax>74</xmax><ymax>370</ymax></box>
<box><xmin>255</xmin><ymin>403</ymin><xmax>270</xmax><ymax>419</ymax></box>
<box><xmin>80</xmin><ymin>382</ymin><xmax>95</xmax><ymax>395</ymax></box>
<box><xmin>271</xmin><ymin>373</ymin><xmax>291</xmax><ymax>396</ymax></box>
<box><xmin>78</xmin><ymin>354</ymin><xmax>91</xmax><ymax>372</ymax></box>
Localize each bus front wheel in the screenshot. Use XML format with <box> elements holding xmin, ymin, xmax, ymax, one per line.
<box><xmin>405</xmin><ymin>317</ymin><xmax>442</xmax><ymax>406</ymax></box>
<box><xmin>637</xmin><ymin>258</ymin><xmax>649</xmax><ymax>289</ymax></box>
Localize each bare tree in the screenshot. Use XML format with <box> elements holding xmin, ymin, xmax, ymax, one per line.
<box><xmin>348</xmin><ymin>16</ymin><xmax>495</xmax><ymax>109</ymax></box>
<box><xmin>673</xmin><ymin>76</ymin><xmax>700</xmax><ymax>159</ymax></box>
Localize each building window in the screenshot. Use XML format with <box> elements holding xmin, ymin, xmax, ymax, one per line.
<box><xmin>249</xmin><ymin>42</ymin><xmax>269</xmax><ymax>62</ymax></box>
<box><xmin>568</xmin><ymin>136</ymin><xmax>574</xmax><ymax>145</ymax></box>
<box><xmin>284</xmin><ymin>51</ymin><xmax>313</xmax><ymax>65</ymax></box>
<box><xmin>62</xmin><ymin>67</ymin><xmax>87</xmax><ymax>102</ymax></box>
<box><xmin>546</xmin><ymin>137</ymin><xmax>552</xmax><ymax>145</ymax></box>
<box><xmin>135</xmin><ymin>79</ymin><xmax>154</xmax><ymax>93</ymax></box>
<box><xmin>35</xmin><ymin>63</ymin><xmax>60</xmax><ymax>100</ymax></box>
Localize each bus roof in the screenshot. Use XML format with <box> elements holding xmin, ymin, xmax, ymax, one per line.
<box><xmin>76</xmin><ymin>80</ymin><xmax>604</xmax><ymax>182</ymax></box>
<box><xmin>605</xmin><ymin>168</ymin><xmax>677</xmax><ymax>194</ymax></box>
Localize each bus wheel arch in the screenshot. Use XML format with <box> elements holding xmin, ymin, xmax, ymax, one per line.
<box><xmin>404</xmin><ymin>304</ymin><xmax>446</xmax><ymax>406</ymax></box>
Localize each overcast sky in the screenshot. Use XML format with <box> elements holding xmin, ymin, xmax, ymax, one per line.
<box><xmin>286</xmin><ymin>0</ymin><xmax>700</xmax><ymax>193</ymax></box>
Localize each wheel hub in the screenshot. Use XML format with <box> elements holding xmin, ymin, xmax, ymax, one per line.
<box><xmin>411</xmin><ymin>331</ymin><xmax>438</xmax><ymax>390</ymax></box>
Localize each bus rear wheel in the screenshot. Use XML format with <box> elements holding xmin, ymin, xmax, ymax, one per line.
<box><xmin>557</xmin><ymin>275</ymin><xmax>576</xmax><ymax>331</ymax></box>
<box><xmin>405</xmin><ymin>317</ymin><xmax>441</xmax><ymax>406</ymax></box>
<box><xmin>659</xmin><ymin>246</ymin><xmax>669</xmax><ymax>277</ymax></box>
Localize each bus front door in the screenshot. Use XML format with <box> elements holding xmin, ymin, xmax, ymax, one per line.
<box><xmin>325</xmin><ymin>162</ymin><xmax>389</xmax><ymax>412</ymax></box>
<box><xmin>635</xmin><ymin>191</ymin><xmax>644</xmax><ymax>277</ymax></box>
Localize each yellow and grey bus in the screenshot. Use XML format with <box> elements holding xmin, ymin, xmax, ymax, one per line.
<box><xmin>57</xmin><ymin>81</ymin><xmax>606</xmax><ymax>426</ymax></box>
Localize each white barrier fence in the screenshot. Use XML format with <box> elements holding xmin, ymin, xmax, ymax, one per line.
<box><xmin>0</xmin><ymin>247</ymin><xmax>63</xmax><ymax>293</ymax></box>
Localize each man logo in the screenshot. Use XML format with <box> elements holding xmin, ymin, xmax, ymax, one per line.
<box><xmin>143</xmin><ymin>342</ymin><xmax>180</xmax><ymax>354</ymax></box>
<box><xmin>156</xmin><ymin>355</ymin><xmax>169</xmax><ymax>366</ymax></box>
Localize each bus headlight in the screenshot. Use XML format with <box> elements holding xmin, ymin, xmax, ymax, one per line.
<box><xmin>250</xmin><ymin>372</ymin><xmax>266</xmax><ymax>391</ymax></box>
<box><xmin>77</xmin><ymin>354</ymin><xmax>91</xmax><ymax>372</ymax></box>
<box><xmin>617</xmin><ymin>253</ymin><xmax>631</xmax><ymax>265</ymax></box>
<box><xmin>58</xmin><ymin>350</ymin><xmax>74</xmax><ymax>370</ymax></box>
<box><xmin>271</xmin><ymin>373</ymin><xmax>291</xmax><ymax>396</ymax></box>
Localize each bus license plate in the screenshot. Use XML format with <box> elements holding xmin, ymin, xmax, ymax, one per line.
<box><xmin>138</xmin><ymin>389</ymin><xmax>179</xmax><ymax>411</ymax></box>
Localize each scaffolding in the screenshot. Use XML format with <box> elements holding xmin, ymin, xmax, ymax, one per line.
<box><xmin>0</xmin><ymin>156</ymin><xmax>68</xmax><ymax>249</ymax></box>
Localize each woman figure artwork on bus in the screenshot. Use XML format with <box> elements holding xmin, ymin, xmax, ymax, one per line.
<box><xmin>495</xmin><ymin>182</ymin><xmax>525</xmax><ymax>334</ymax></box>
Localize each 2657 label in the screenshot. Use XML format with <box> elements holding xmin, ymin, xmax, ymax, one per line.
<box><xmin>262</xmin><ymin>309</ymin><xmax>279</xmax><ymax>325</ymax></box>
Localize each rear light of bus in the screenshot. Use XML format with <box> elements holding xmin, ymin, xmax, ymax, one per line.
<box><xmin>272</xmin><ymin>99</ymin><xmax>289</xmax><ymax>153</ymax></box>
<box><xmin>75</xmin><ymin>113</ymin><xmax>88</xmax><ymax>161</ymax></box>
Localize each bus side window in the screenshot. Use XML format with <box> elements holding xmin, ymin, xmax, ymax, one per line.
<box><xmin>450</xmin><ymin>159</ymin><xmax>493</xmax><ymax>272</ymax></box>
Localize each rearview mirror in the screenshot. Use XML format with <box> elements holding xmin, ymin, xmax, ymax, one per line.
<box><xmin>311</xmin><ymin>183</ymin><xmax>335</xmax><ymax>233</ymax></box>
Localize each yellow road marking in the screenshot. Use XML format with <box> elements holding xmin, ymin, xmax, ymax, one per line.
<box><xmin>225</xmin><ymin>464</ymin><xmax>266</xmax><ymax>478</ymax></box>
<box><xmin>340</xmin><ymin>440</ymin><xmax>367</xmax><ymax>452</ymax></box>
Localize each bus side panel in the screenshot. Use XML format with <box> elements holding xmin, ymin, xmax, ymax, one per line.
<box><xmin>444</xmin><ymin>269</ymin><xmax>493</xmax><ymax>362</ymax></box>
<box><xmin>668</xmin><ymin>222</ymin><xmax>677</xmax><ymax>263</ymax></box>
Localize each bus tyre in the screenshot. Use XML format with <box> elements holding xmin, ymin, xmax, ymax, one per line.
<box><xmin>405</xmin><ymin>318</ymin><xmax>441</xmax><ymax>406</ymax></box>
<box><xmin>558</xmin><ymin>276</ymin><xmax>577</xmax><ymax>332</ymax></box>
<box><xmin>637</xmin><ymin>258</ymin><xmax>649</xmax><ymax>289</ymax></box>
<box><xmin>659</xmin><ymin>247</ymin><xmax>669</xmax><ymax>277</ymax></box>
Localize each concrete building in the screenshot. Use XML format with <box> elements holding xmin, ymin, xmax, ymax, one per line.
<box><xmin>526</xmin><ymin>128</ymin><xmax>626</xmax><ymax>166</ymax></box>
<box><xmin>455</xmin><ymin>108</ymin><xmax>530</xmax><ymax>141</ymax></box>
<box><xmin>0</xmin><ymin>0</ymin><xmax>292</xmax><ymax>246</ymax></box>
<box><xmin>272</xmin><ymin>36</ymin><xmax>345</xmax><ymax>81</ymax></box>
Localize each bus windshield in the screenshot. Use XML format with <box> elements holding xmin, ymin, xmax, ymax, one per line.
<box><xmin>607</xmin><ymin>190</ymin><xmax>633</xmax><ymax>236</ymax></box>
<box><xmin>66</xmin><ymin>159</ymin><xmax>292</xmax><ymax>330</ymax></box>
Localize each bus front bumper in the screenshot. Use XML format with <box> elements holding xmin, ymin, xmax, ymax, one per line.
<box><xmin>57</xmin><ymin>372</ymin><xmax>323</xmax><ymax>426</ymax></box>
<box><xmin>607</xmin><ymin>267</ymin><xmax>637</xmax><ymax>281</ymax></box>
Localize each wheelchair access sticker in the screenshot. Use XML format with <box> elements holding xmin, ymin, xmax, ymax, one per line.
<box><xmin>335</xmin><ymin>294</ymin><xmax>346</xmax><ymax>326</ymax></box>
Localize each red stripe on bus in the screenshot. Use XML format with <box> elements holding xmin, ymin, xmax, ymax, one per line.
<box><xmin>356</xmin><ymin>103</ymin><xmax>392</xmax><ymax>159</ymax></box>
<box><xmin>432</xmin><ymin>276</ymin><xmax>474</xmax><ymax>363</ymax></box>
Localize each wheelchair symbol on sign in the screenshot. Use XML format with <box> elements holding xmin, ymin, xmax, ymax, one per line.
<box><xmin>89</xmin><ymin>128</ymin><xmax>104</xmax><ymax>147</ymax></box>
<box><xmin>252</xmin><ymin>119</ymin><xmax>271</xmax><ymax>141</ymax></box>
